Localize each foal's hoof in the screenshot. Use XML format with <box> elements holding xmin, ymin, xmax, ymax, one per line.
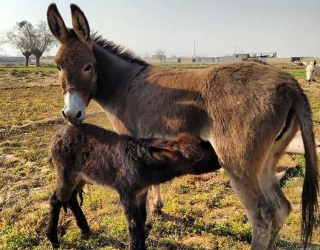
<box><xmin>50</xmin><ymin>242</ymin><xmax>60</xmax><ymax>249</ymax></box>
<box><xmin>81</xmin><ymin>229</ymin><xmax>91</xmax><ymax>240</ymax></box>
<box><xmin>145</xmin><ymin>222</ymin><xmax>153</xmax><ymax>235</ymax></box>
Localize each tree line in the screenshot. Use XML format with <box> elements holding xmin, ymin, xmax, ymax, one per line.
<box><xmin>1</xmin><ymin>20</ymin><xmax>168</xmax><ymax>67</ymax></box>
<box><xmin>2</xmin><ymin>20</ymin><xmax>56</xmax><ymax>67</ymax></box>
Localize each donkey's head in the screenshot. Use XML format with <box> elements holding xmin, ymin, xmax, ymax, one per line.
<box><xmin>47</xmin><ymin>4</ymin><xmax>96</xmax><ymax>125</ymax></box>
<box><xmin>302</xmin><ymin>60</ymin><xmax>317</xmax><ymax>82</ymax></box>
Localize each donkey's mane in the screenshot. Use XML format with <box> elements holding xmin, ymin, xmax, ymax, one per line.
<box><xmin>92</xmin><ymin>32</ymin><xmax>149</xmax><ymax>66</ymax></box>
<box><xmin>67</xmin><ymin>28</ymin><xmax>148</xmax><ymax>66</ymax></box>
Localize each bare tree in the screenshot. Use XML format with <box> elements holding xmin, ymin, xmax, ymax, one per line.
<box><xmin>20</xmin><ymin>20</ymin><xmax>56</xmax><ymax>67</ymax></box>
<box><xmin>155</xmin><ymin>49</ymin><xmax>166</xmax><ymax>63</ymax></box>
<box><xmin>5</xmin><ymin>22</ymin><xmax>32</xmax><ymax>66</ymax></box>
<box><xmin>5</xmin><ymin>20</ymin><xmax>56</xmax><ymax>67</ymax></box>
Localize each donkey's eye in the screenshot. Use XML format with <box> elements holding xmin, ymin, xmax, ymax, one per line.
<box><xmin>84</xmin><ymin>65</ymin><xmax>92</xmax><ymax>72</ymax></box>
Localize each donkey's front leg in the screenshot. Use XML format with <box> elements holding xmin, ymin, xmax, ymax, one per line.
<box><xmin>152</xmin><ymin>184</ymin><xmax>163</xmax><ymax>214</ymax></box>
<box><xmin>46</xmin><ymin>191</ymin><xmax>64</xmax><ymax>249</ymax></box>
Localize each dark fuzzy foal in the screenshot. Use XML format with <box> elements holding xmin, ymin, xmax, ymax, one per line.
<box><xmin>46</xmin><ymin>123</ymin><xmax>220</xmax><ymax>249</ymax></box>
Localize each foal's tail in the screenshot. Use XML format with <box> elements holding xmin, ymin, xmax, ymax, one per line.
<box><xmin>294</xmin><ymin>91</ymin><xmax>319</xmax><ymax>249</ymax></box>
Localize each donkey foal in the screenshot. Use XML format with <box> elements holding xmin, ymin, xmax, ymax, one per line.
<box><xmin>46</xmin><ymin>123</ymin><xmax>219</xmax><ymax>250</ymax></box>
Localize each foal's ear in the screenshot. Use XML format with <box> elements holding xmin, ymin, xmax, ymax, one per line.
<box><xmin>47</xmin><ymin>3</ymin><xmax>70</xmax><ymax>44</ymax></box>
<box><xmin>70</xmin><ymin>4</ymin><xmax>93</xmax><ymax>46</ymax></box>
<box><xmin>147</xmin><ymin>146</ymin><xmax>180</xmax><ymax>162</ymax></box>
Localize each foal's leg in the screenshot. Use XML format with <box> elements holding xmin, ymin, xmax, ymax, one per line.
<box><xmin>121</xmin><ymin>194</ymin><xmax>145</xmax><ymax>250</ymax></box>
<box><xmin>137</xmin><ymin>192</ymin><xmax>149</xmax><ymax>249</ymax></box>
<box><xmin>46</xmin><ymin>191</ymin><xmax>64</xmax><ymax>249</ymax></box>
<box><xmin>67</xmin><ymin>189</ymin><xmax>90</xmax><ymax>235</ymax></box>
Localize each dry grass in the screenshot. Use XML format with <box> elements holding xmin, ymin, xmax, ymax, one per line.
<box><xmin>0</xmin><ymin>65</ymin><xmax>319</xmax><ymax>250</ymax></box>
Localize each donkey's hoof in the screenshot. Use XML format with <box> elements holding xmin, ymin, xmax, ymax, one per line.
<box><xmin>153</xmin><ymin>201</ymin><xmax>163</xmax><ymax>215</ymax></box>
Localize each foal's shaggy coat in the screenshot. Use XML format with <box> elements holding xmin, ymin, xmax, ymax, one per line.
<box><xmin>46</xmin><ymin>123</ymin><xmax>219</xmax><ymax>249</ymax></box>
<box><xmin>47</xmin><ymin>3</ymin><xmax>319</xmax><ymax>249</ymax></box>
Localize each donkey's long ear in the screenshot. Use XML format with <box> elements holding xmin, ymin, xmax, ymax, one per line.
<box><xmin>70</xmin><ymin>4</ymin><xmax>93</xmax><ymax>46</ymax></box>
<box><xmin>147</xmin><ymin>146</ymin><xmax>180</xmax><ymax>162</ymax></box>
<box><xmin>47</xmin><ymin>3</ymin><xmax>70</xmax><ymax>44</ymax></box>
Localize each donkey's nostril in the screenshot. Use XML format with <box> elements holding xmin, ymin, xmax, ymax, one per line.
<box><xmin>76</xmin><ymin>111</ymin><xmax>82</xmax><ymax>119</ymax></box>
<box><xmin>62</xmin><ymin>110</ymin><xmax>67</xmax><ymax>119</ymax></box>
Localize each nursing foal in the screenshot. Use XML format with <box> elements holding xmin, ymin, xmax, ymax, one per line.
<box><xmin>46</xmin><ymin>123</ymin><xmax>220</xmax><ymax>249</ymax></box>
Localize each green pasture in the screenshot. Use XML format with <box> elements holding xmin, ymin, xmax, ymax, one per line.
<box><xmin>0</xmin><ymin>64</ymin><xmax>319</xmax><ymax>250</ymax></box>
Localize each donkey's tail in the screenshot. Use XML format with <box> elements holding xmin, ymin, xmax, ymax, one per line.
<box><xmin>294</xmin><ymin>91</ymin><xmax>319</xmax><ymax>249</ymax></box>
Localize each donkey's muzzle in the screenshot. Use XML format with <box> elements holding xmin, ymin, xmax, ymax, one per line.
<box><xmin>62</xmin><ymin>91</ymin><xmax>86</xmax><ymax>125</ymax></box>
<box><xmin>61</xmin><ymin>108</ymin><xmax>84</xmax><ymax>125</ymax></box>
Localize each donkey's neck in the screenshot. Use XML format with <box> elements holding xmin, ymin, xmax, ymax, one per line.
<box><xmin>92</xmin><ymin>45</ymin><xmax>146</xmax><ymax>110</ymax></box>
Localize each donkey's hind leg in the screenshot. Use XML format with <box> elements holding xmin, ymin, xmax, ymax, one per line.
<box><xmin>260</xmin><ymin>171</ymin><xmax>291</xmax><ymax>249</ymax></box>
<box><xmin>67</xmin><ymin>189</ymin><xmax>90</xmax><ymax>235</ymax></box>
<box><xmin>260</xmin><ymin>118</ymin><xmax>298</xmax><ymax>248</ymax></box>
<box><xmin>224</xmin><ymin>167</ymin><xmax>275</xmax><ymax>250</ymax></box>
<box><xmin>46</xmin><ymin>191</ymin><xmax>64</xmax><ymax>249</ymax></box>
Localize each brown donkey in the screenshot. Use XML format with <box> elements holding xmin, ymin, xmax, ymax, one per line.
<box><xmin>47</xmin><ymin>123</ymin><xmax>219</xmax><ymax>250</ymax></box>
<box><xmin>47</xmin><ymin>3</ymin><xmax>319</xmax><ymax>249</ymax></box>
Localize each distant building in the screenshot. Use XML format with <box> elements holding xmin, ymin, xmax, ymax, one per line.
<box><xmin>164</xmin><ymin>58</ymin><xmax>181</xmax><ymax>63</ymax></box>
<box><xmin>151</xmin><ymin>54</ymin><xmax>166</xmax><ymax>60</ymax></box>
<box><xmin>196</xmin><ymin>57</ymin><xmax>216</xmax><ymax>63</ymax></box>
<box><xmin>217</xmin><ymin>52</ymin><xmax>277</xmax><ymax>63</ymax></box>
<box><xmin>0</xmin><ymin>56</ymin><xmax>26</xmax><ymax>63</ymax></box>
<box><xmin>290</xmin><ymin>57</ymin><xmax>303</xmax><ymax>62</ymax></box>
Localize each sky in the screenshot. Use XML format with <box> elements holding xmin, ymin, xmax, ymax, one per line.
<box><xmin>0</xmin><ymin>0</ymin><xmax>319</xmax><ymax>58</ymax></box>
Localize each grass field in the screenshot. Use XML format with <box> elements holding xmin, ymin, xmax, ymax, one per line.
<box><xmin>0</xmin><ymin>63</ymin><xmax>319</xmax><ymax>250</ymax></box>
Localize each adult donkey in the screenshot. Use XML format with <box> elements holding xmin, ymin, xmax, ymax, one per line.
<box><xmin>47</xmin><ymin>3</ymin><xmax>318</xmax><ymax>249</ymax></box>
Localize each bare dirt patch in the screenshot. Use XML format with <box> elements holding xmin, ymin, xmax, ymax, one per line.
<box><xmin>0</xmin><ymin>70</ymin><xmax>58</xmax><ymax>89</ymax></box>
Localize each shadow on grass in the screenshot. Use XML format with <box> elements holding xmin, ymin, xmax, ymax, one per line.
<box><xmin>275</xmin><ymin>239</ymin><xmax>320</xmax><ymax>250</ymax></box>
<box><xmin>57</xmin><ymin>232</ymin><xmax>128</xmax><ymax>249</ymax></box>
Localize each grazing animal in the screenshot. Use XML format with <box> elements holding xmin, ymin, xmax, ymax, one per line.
<box><xmin>47</xmin><ymin>3</ymin><xmax>319</xmax><ymax>249</ymax></box>
<box><xmin>46</xmin><ymin>123</ymin><xmax>220</xmax><ymax>250</ymax></box>
<box><xmin>301</xmin><ymin>60</ymin><xmax>320</xmax><ymax>82</ymax></box>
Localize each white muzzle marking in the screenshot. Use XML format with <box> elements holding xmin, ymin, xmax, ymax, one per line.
<box><xmin>62</xmin><ymin>92</ymin><xmax>86</xmax><ymax>125</ymax></box>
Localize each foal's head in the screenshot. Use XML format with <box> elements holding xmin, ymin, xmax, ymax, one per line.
<box><xmin>47</xmin><ymin>4</ymin><xmax>96</xmax><ymax>125</ymax></box>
